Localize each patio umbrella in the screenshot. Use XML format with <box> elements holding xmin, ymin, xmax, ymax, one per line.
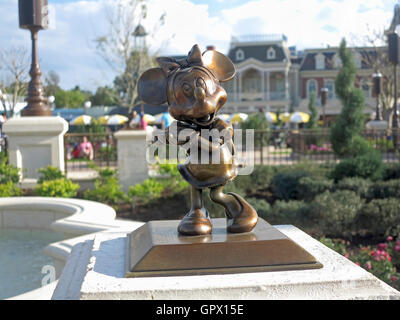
<box><xmin>218</xmin><ymin>113</ymin><xmax>231</xmax><ymax>122</ymax></box>
<box><xmin>290</xmin><ymin>112</ymin><xmax>310</xmax><ymax>124</ymax></box>
<box><xmin>278</xmin><ymin>112</ymin><xmax>291</xmax><ymax>123</ymax></box>
<box><xmin>153</xmin><ymin>112</ymin><xmax>174</xmax><ymax>124</ymax></box>
<box><xmin>143</xmin><ymin>114</ymin><xmax>156</xmax><ymax>124</ymax></box>
<box><xmin>131</xmin><ymin>114</ymin><xmax>156</xmax><ymax>124</ymax></box>
<box><xmin>107</xmin><ymin>114</ymin><xmax>129</xmax><ymax>125</ymax></box>
<box><xmin>98</xmin><ymin>115</ymin><xmax>110</xmax><ymax>125</ymax></box>
<box><xmin>265</xmin><ymin>112</ymin><xmax>277</xmax><ymax>123</ymax></box>
<box><xmin>229</xmin><ymin>113</ymin><xmax>248</xmax><ymax>124</ymax></box>
<box><xmin>70</xmin><ymin>115</ymin><xmax>92</xmax><ymax>125</ymax></box>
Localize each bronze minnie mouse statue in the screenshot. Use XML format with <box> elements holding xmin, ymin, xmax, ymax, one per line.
<box><xmin>138</xmin><ymin>44</ymin><xmax>258</xmax><ymax>236</ymax></box>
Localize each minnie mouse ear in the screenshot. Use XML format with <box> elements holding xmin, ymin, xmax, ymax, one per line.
<box><xmin>202</xmin><ymin>50</ymin><xmax>236</xmax><ymax>82</ymax></box>
<box><xmin>137</xmin><ymin>68</ymin><xmax>168</xmax><ymax>105</ymax></box>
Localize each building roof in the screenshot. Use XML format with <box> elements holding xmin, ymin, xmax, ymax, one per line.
<box><xmin>300</xmin><ymin>48</ymin><xmax>380</xmax><ymax>71</ymax></box>
<box><xmin>228</xmin><ymin>44</ymin><xmax>287</xmax><ymax>63</ymax></box>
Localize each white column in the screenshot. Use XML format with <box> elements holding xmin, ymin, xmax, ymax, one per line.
<box><xmin>114</xmin><ymin>129</ymin><xmax>151</xmax><ymax>191</ymax></box>
<box><xmin>266</xmin><ymin>71</ymin><xmax>270</xmax><ymax>101</ymax></box>
<box><xmin>260</xmin><ymin>70</ymin><xmax>265</xmax><ymax>101</ymax></box>
<box><xmin>238</xmin><ymin>72</ymin><xmax>242</xmax><ymax>101</ymax></box>
<box><xmin>3</xmin><ymin>116</ymin><xmax>68</xmax><ymax>188</ymax></box>
<box><xmin>233</xmin><ymin>74</ymin><xmax>237</xmax><ymax>102</ymax></box>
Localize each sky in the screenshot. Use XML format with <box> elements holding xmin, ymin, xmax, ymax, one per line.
<box><xmin>0</xmin><ymin>0</ymin><xmax>398</xmax><ymax>92</ymax></box>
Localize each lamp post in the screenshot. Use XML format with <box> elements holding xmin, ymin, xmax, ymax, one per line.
<box><xmin>373</xmin><ymin>72</ymin><xmax>383</xmax><ymax>121</ymax></box>
<box><xmin>132</xmin><ymin>24</ymin><xmax>147</xmax><ymax>51</ymax></box>
<box><xmin>366</xmin><ymin>72</ymin><xmax>388</xmax><ymax>130</ymax></box>
<box><xmin>18</xmin><ymin>0</ymin><xmax>52</xmax><ymax>116</ymax></box>
<box><xmin>320</xmin><ymin>87</ymin><xmax>328</xmax><ymax>127</ymax></box>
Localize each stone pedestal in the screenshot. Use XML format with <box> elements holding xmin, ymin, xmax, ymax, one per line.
<box><xmin>52</xmin><ymin>224</ymin><xmax>400</xmax><ymax>300</ymax></box>
<box><xmin>3</xmin><ymin>116</ymin><xmax>68</xmax><ymax>188</ymax></box>
<box><xmin>114</xmin><ymin>129</ymin><xmax>150</xmax><ymax>191</ymax></box>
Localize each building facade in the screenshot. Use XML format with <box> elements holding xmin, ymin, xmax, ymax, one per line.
<box><xmin>221</xmin><ymin>34</ymin><xmax>379</xmax><ymax>122</ymax></box>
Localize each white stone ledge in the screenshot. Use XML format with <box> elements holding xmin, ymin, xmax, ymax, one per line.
<box><xmin>52</xmin><ymin>225</ymin><xmax>400</xmax><ymax>300</ymax></box>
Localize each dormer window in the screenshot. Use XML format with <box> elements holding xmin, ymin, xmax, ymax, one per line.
<box><xmin>315</xmin><ymin>53</ymin><xmax>325</xmax><ymax>70</ymax></box>
<box><xmin>267</xmin><ymin>47</ymin><xmax>276</xmax><ymax>60</ymax></box>
<box><xmin>236</xmin><ymin>49</ymin><xmax>244</xmax><ymax>61</ymax></box>
<box><xmin>333</xmin><ymin>53</ymin><xmax>342</xmax><ymax>69</ymax></box>
<box><xmin>354</xmin><ymin>52</ymin><xmax>362</xmax><ymax>69</ymax></box>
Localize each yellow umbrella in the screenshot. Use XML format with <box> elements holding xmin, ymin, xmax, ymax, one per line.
<box><xmin>143</xmin><ymin>114</ymin><xmax>156</xmax><ymax>124</ymax></box>
<box><xmin>279</xmin><ymin>112</ymin><xmax>291</xmax><ymax>123</ymax></box>
<box><xmin>107</xmin><ymin>114</ymin><xmax>129</xmax><ymax>125</ymax></box>
<box><xmin>265</xmin><ymin>112</ymin><xmax>277</xmax><ymax>123</ymax></box>
<box><xmin>290</xmin><ymin>112</ymin><xmax>310</xmax><ymax>123</ymax></box>
<box><xmin>70</xmin><ymin>115</ymin><xmax>92</xmax><ymax>125</ymax></box>
<box><xmin>229</xmin><ymin>113</ymin><xmax>248</xmax><ymax>123</ymax></box>
<box><xmin>98</xmin><ymin>115</ymin><xmax>110</xmax><ymax>125</ymax></box>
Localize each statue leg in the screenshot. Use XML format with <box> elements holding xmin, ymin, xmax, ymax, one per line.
<box><xmin>178</xmin><ymin>186</ymin><xmax>212</xmax><ymax>236</ymax></box>
<box><xmin>210</xmin><ymin>185</ymin><xmax>258</xmax><ymax>233</ymax></box>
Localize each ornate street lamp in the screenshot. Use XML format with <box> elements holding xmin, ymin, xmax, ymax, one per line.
<box><xmin>18</xmin><ymin>0</ymin><xmax>52</xmax><ymax>116</ymax></box>
<box><xmin>320</xmin><ymin>87</ymin><xmax>328</xmax><ymax>127</ymax></box>
<box><xmin>366</xmin><ymin>72</ymin><xmax>388</xmax><ymax>130</ymax></box>
<box><xmin>132</xmin><ymin>24</ymin><xmax>147</xmax><ymax>51</ymax></box>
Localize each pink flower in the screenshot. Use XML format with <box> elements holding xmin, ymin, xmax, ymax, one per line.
<box><xmin>355</xmin><ymin>262</ymin><xmax>360</xmax><ymax>266</ymax></box>
<box><xmin>370</xmin><ymin>251</ymin><xmax>376</xmax><ymax>256</ymax></box>
<box><xmin>390</xmin><ymin>275</ymin><xmax>399</xmax><ymax>282</ymax></box>
<box><xmin>387</xmin><ymin>236</ymin><xmax>393</xmax><ymax>242</ymax></box>
<box><xmin>378</xmin><ymin>243</ymin><xmax>387</xmax><ymax>250</ymax></box>
<box><xmin>395</xmin><ymin>245</ymin><xmax>400</xmax><ymax>252</ymax></box>
<box><xmin>344</xmin><ymin>253</ymin><xmax>349</xmax><ymax>259</ymax></box>
<box><xmin>365</xmin><ymin>261</ymin><xmax>372</xmax><ymax>270</ymax></box>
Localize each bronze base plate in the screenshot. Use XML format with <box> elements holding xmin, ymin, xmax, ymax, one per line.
<box><xmin>126</xmin><ymin>218</ymin><xmax>323</xmax><ymax>278</ymax></box>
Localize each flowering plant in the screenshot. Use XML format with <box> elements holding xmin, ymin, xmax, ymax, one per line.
<box><xmin>320</xmin><ymin>236</ymin><xmax>400</xmax><ymax>290</ymax></box>
<box><xmin>307</xmin><ymin>143</ymin><xmax>333</xmax><ymax>154</ymax></box>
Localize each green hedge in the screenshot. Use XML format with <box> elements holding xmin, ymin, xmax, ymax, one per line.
<box><xmin>305</xmin><ymin>190</ymin><xmax>364</xmax><ymax>237</ymax></box>
<box><xmin>356</xmin><ymin>198</ymin><xmax>400</xmax><ymax>237</ymax></box>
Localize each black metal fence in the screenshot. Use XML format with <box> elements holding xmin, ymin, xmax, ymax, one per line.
<box><xmin>252</xmin><ymin>128</ymin><xmax>400</xmax><ymax>165</ymax></box>
<box><xmin>64</xmin><ymin>132</ymin><xmax>117</xmax><ymax>173</ymax></box>
<box><xmin>62</xmin><ymin>128</ymin><xmax>400</xmax><ymax>174</ymax></box>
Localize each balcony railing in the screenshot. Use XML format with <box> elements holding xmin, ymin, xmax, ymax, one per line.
<box><xmin>227</xmin><ymin>91</ymin><xmax>288</xmax><ymax>102</ymax></box>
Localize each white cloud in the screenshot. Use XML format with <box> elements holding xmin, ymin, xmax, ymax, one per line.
<box><xmin>0</xmin><ymin>0</ymin><xmax>396</xmax><ymax>92</ymax></box>
<box><xmin>220</xmin><ymin>0</ymin><xmax>394</xmax><ymax>49</ymax></box>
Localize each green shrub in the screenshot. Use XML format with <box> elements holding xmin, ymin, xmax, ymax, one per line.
<box><xmin>334</xmin><ymin>177</ymin><xmax>372</xmax><ymax>199</ymax></box>
<box><xmin>296</xmin><ymin>176</ymin><xmax>334</xmax><ymax>201</ymax></box>
<box><xmin>37</xmin><ymin>166</ymin><xmax>65</xmax><ymax>184</ymax></box>
<box><xmin>247</xmin><ymin>198</ymin><xmax>271</xmax><ymax>221</ymax></box>
<box><xmin>233</xmin><ymin>165</ymin><xmax>276</xmax><ymax>193</ymax></box>
<box><xmin>83</xmin><ymin>168</ymin><xmax>126</xmax><ymax>209</ymax></box>
<box><xmin>369</xmin><ymin>179</ymin><xmax>400</xmax><ymax>200</ymax></box>
<box><xmin>384</xmin><ymin>163</ymin><xmax>400</xmax><ymax>180</ymax></box>
<box><xmin>306</xmin><ymin>190</ymin><xmax>363</xmax><ymax>237</ymax></box>
<box><xmin>271</xmin><ymin>171</ymin><xmax>310</xmax><ymax>200</ymax></box>
<box><xmin>356</xmin><ymin>198</ymin><xmax>400</xmax><ymax>237</ymax></box>
<box><xmin>35</xmin><ymin>178</ymin><xmax>79</xmax><ymax>198</ymax></box>
<box><xmin>0</xmin><ymin>159</ymin><xmax>20</xmax><ymax>184</ymax></box>
<box><xmin>268</xmin><ymin>200</ymin><xmax>307</xmax><ymax>226</ymax></box>
<box><xmin>128</xmin><ymin>179</ymin><xmax>165</xmax><ymax>205</ymax></box>
<box><xmin>330</xmin><ymin>151</ymin><xmax>384</xmax><ymax>182</ymax></box>
<box><xmin>241</xmin><ymin>113</ymin><xmax>270</xmax><ymax>148</ymax></box>
<box><xmin>0</xmin><ymin>181</ymin><xmax>22</xmax><ymax>197</ymax></box>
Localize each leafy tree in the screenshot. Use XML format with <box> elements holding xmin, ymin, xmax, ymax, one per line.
<box><xmin>90</xmin><ymin>86</ymin><xmax>117</xmax><ymax>106</ymax></box>
<box><xmin>330</xmin><ymin>39</ymin><xmax>368</xmax><ymax>157</ymax></box>
<box><xmin>44</xmin><ymin>70</ymin><xmax>61</xmax><ymax>97</ymax></box>
<box><xmin>54</xmin><ymin>87</ymin><xmax>91</xmax><ymax>109</ymax></box>
<box><xmin>94</xmin><ymin>0</ymin><xmax>165</xmax><ymax>110</ymax></box>
<box><xmin>306</xmin><ymin>91</ymin><xmax>318</xmax><ymax>129</ymax></box>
